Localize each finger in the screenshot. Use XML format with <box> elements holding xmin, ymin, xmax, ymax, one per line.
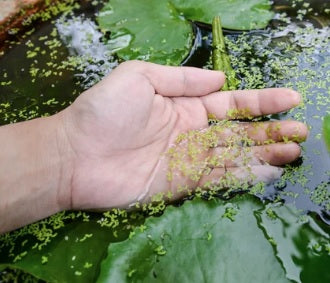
<box><xmin>116</xmin><ymin>60</ymin><xmax>225</xmax><ymax>97</ymax></box>
<box><xmin>196</xmin><ymin>121</ymin><xmax>307</xmax><ymax>149</ymax></box>
<box><xmin>210</xmin><ymin>142</ymin><xmax>301</xmax><ymax>167</ymax></box>
<box><xmin>201</xmin><ymin>88</ymin><xmax>301</xmax><ymax>119</ymax></box>
<box><xmin>252</xmin><ymin>142</ymin><xmax>301</xmax><ymax>166</ymax></box>
<box><xmin>245</xmin><ymin>121</ymin><xmax>308</xmax><ymax>144</ymax></box>
<box><xmin>198</xmin><ymin>164</ymin><xmax>283</xmax><ymax>190</ymax></box>
<box><xmin>212</xmin><ymin>121</ymin><xmax>308</xmax><ymax>145</ymax></box>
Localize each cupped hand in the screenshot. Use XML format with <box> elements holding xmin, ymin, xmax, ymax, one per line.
<box><xmin>58</xmin><ymin>61</ymin><xmax>308</xmax><ymax>210</ymax></box>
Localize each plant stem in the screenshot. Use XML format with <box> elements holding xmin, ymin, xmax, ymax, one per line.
<box><xmin>212</xmin><ymin>16</ymin><xmax>239</xmax><ymax>91</ymax></box>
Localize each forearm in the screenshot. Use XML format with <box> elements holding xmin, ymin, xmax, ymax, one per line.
<box><xmin>0</xmin><ymin>114</ymin><xmax>72</xmax><ymax>234</ymax></box>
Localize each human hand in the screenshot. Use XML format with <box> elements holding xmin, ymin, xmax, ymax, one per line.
<box><xmin>58</xmin><ymin>61</ymin><xmax>308</xmax><ymax>210</ymax></box>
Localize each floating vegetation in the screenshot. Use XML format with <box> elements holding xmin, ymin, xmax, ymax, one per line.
<box><xmin>0</xmin><ymin>2</ymin><xmax>117</xmax><ymax>125</ymax></box>
<box><xmin>97</xmin><ymin>194</ymin><xmax>330</xmax><ymax>283</ymax></box>
<box><xmin>165</xmin><ymin>119</ymin><xmax>283</xmax><ymax>197</ymax></box>
<box><xmin>311</xmin><ymin>182</ymin><xmax>330</xmax><ymax>211</ymax></box>
<box><xmin>97</xmin><ymin>0</ymin><xmax>273</xmax><ymax>65</ymax></box>
<box><xmin>0</xmin><ymin>0</ymin><xmax>80</xmax><ymax>41</ymax></box>
<box><xmin>222</xmin><ymin>17</ymin><xmax>330</xmax><ymax>216</ymax></box>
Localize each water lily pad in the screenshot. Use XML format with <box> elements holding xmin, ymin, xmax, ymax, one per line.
<box><xmin>97</xmin><ymin>0</ymin><xmax>273</xmax><ymax>65</ymax></box>
<box><xmin>97</xmin><ymin>195</ymin><xmax>289</xmax><ymax>283</ymax></box>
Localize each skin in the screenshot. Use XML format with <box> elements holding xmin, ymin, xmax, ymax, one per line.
<box><xmin>0</xmin><ymin>61</ymin><xmax>308</xmax><ymax>234</ymax></box>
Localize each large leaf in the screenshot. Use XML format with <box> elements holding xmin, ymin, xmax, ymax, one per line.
<box><xmin>171</xmin><ymin>0</ymin><xmax>273</xmax><ymax>29</ymax></box>
<box><xmin>97</xmin><ymin>0</ymin><xmax>274</xmax><ymax>65</ymax></box>
<box><xmin>97</xmin><ymin>195</ymin><xmax>290</xmax><ymax>283</ymax></box>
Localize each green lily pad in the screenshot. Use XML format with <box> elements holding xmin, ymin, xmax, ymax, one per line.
<box><xmin>97</xmin><ymin>195</ymin><xmax>289</xmax><ymax>283</ymax></box>
<box><xmin>97</xmin><ymin>0</ymin><xmax>274</xmax><ymax>65</ymax></box>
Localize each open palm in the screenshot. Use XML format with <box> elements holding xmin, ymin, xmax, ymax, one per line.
<box><xmin>61</xmin><ymin>61</ymin><xmax>307</xmax><ymax>210</ymax></box>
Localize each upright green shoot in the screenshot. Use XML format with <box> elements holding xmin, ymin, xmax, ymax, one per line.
<box><xmin>212</xmin><ymin>16</ymin><xmax>239</xmax><ymax>90</ymax></box>
<box><xmin>323</xmin><ymin>115</ymin><xmax>330</xmax><ymax>152</ymax></box>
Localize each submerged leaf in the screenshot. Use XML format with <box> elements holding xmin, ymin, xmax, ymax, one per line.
<box><xmin>97</xmin><ymin>0</ymin><xmax>274</xmax><ymax>65</ymax></box>
<box><xmin>98</xmin><ymin>195</ymin><xmax>330</xmax><ymax>283</ymax></box>
<box><xmin>97</xmin><ymin>195</ymin><xmax>289</xmax><ymax>283</ymax></box>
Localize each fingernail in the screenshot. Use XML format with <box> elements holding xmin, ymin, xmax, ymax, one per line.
<box><xmin>289</xmin><ymin>90</ymin><xmax>301</xmax><ymax>106</ymax></box>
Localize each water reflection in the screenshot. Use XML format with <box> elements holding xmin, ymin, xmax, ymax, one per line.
<box><xmin>56</xmin><ymin>15</ymin><xmax>117</xmax><ymax>89</ymax></box>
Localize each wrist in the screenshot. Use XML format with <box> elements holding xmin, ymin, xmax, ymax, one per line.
<box><xmin>0</xmin><ymin>113</ymin><xmax>74</xmax><ymax>233</ymax></box>
<box><xmin>51</xmin><ymin>111</ymin><xmax>75</xmax><ymax>212</ymax></box>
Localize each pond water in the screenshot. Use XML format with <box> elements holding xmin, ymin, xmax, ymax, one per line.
<box><xmin>0</xmin><ymin>0</ymin><xmax>329</xmax><ymax>282</ymax></box>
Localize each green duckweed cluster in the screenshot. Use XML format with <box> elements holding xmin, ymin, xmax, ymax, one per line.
<box><xmin>0</xmin><ymin>268</ymin><xmax>41</xmax><ymax>283</ymax></box>
<box><xmin>0</xmin><ymin>0</ymin><xmax>116</xmax><ymax>124</ymax></box>
<box><xmin>0</xmin><ymin>0</ymin><xmax>80</xmax><ymax>123</ymax></box>
<box><xmin>23</xmin><ymin>0</ymin><xmax>80</xmax><ymax>26</ymax></box>
<box><xmin>222</xmin><ymin>203</ymin><xmax>238</xmax><ymax>221</ymax></box>
<box><xmin>167</xmin><ymin>120</ymin><xmax>256</xmax><ymax>184</ymax></box>
<box><xmin>0</xmin><ymin>211</ymin><xmax>89</xmax><ymax>258</ymax></box>
<box><xmin>311</xmin><ymin>182</ymin><xmax>330</xmax><ymax>211</ymax></box>
<box><xmin>223</xmin><ymin>15</ymin><xmax>329</xmax><ymax>210</ymax></box>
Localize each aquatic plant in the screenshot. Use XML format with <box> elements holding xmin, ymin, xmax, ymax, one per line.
<box><xmin>97</xmin><ymin>0</ymin><xmax>274</xmax><ymax>65</ymax></box>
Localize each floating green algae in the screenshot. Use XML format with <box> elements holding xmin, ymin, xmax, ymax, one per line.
<box><xmin>221</xmin><ymin>19</ymin><xmax>330</xmax><ymax>217</ymax></box>
<box><xmin>0</xmin><ymin>0</ymin><xmax>117</xmax><ymax>125</ymax></box>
